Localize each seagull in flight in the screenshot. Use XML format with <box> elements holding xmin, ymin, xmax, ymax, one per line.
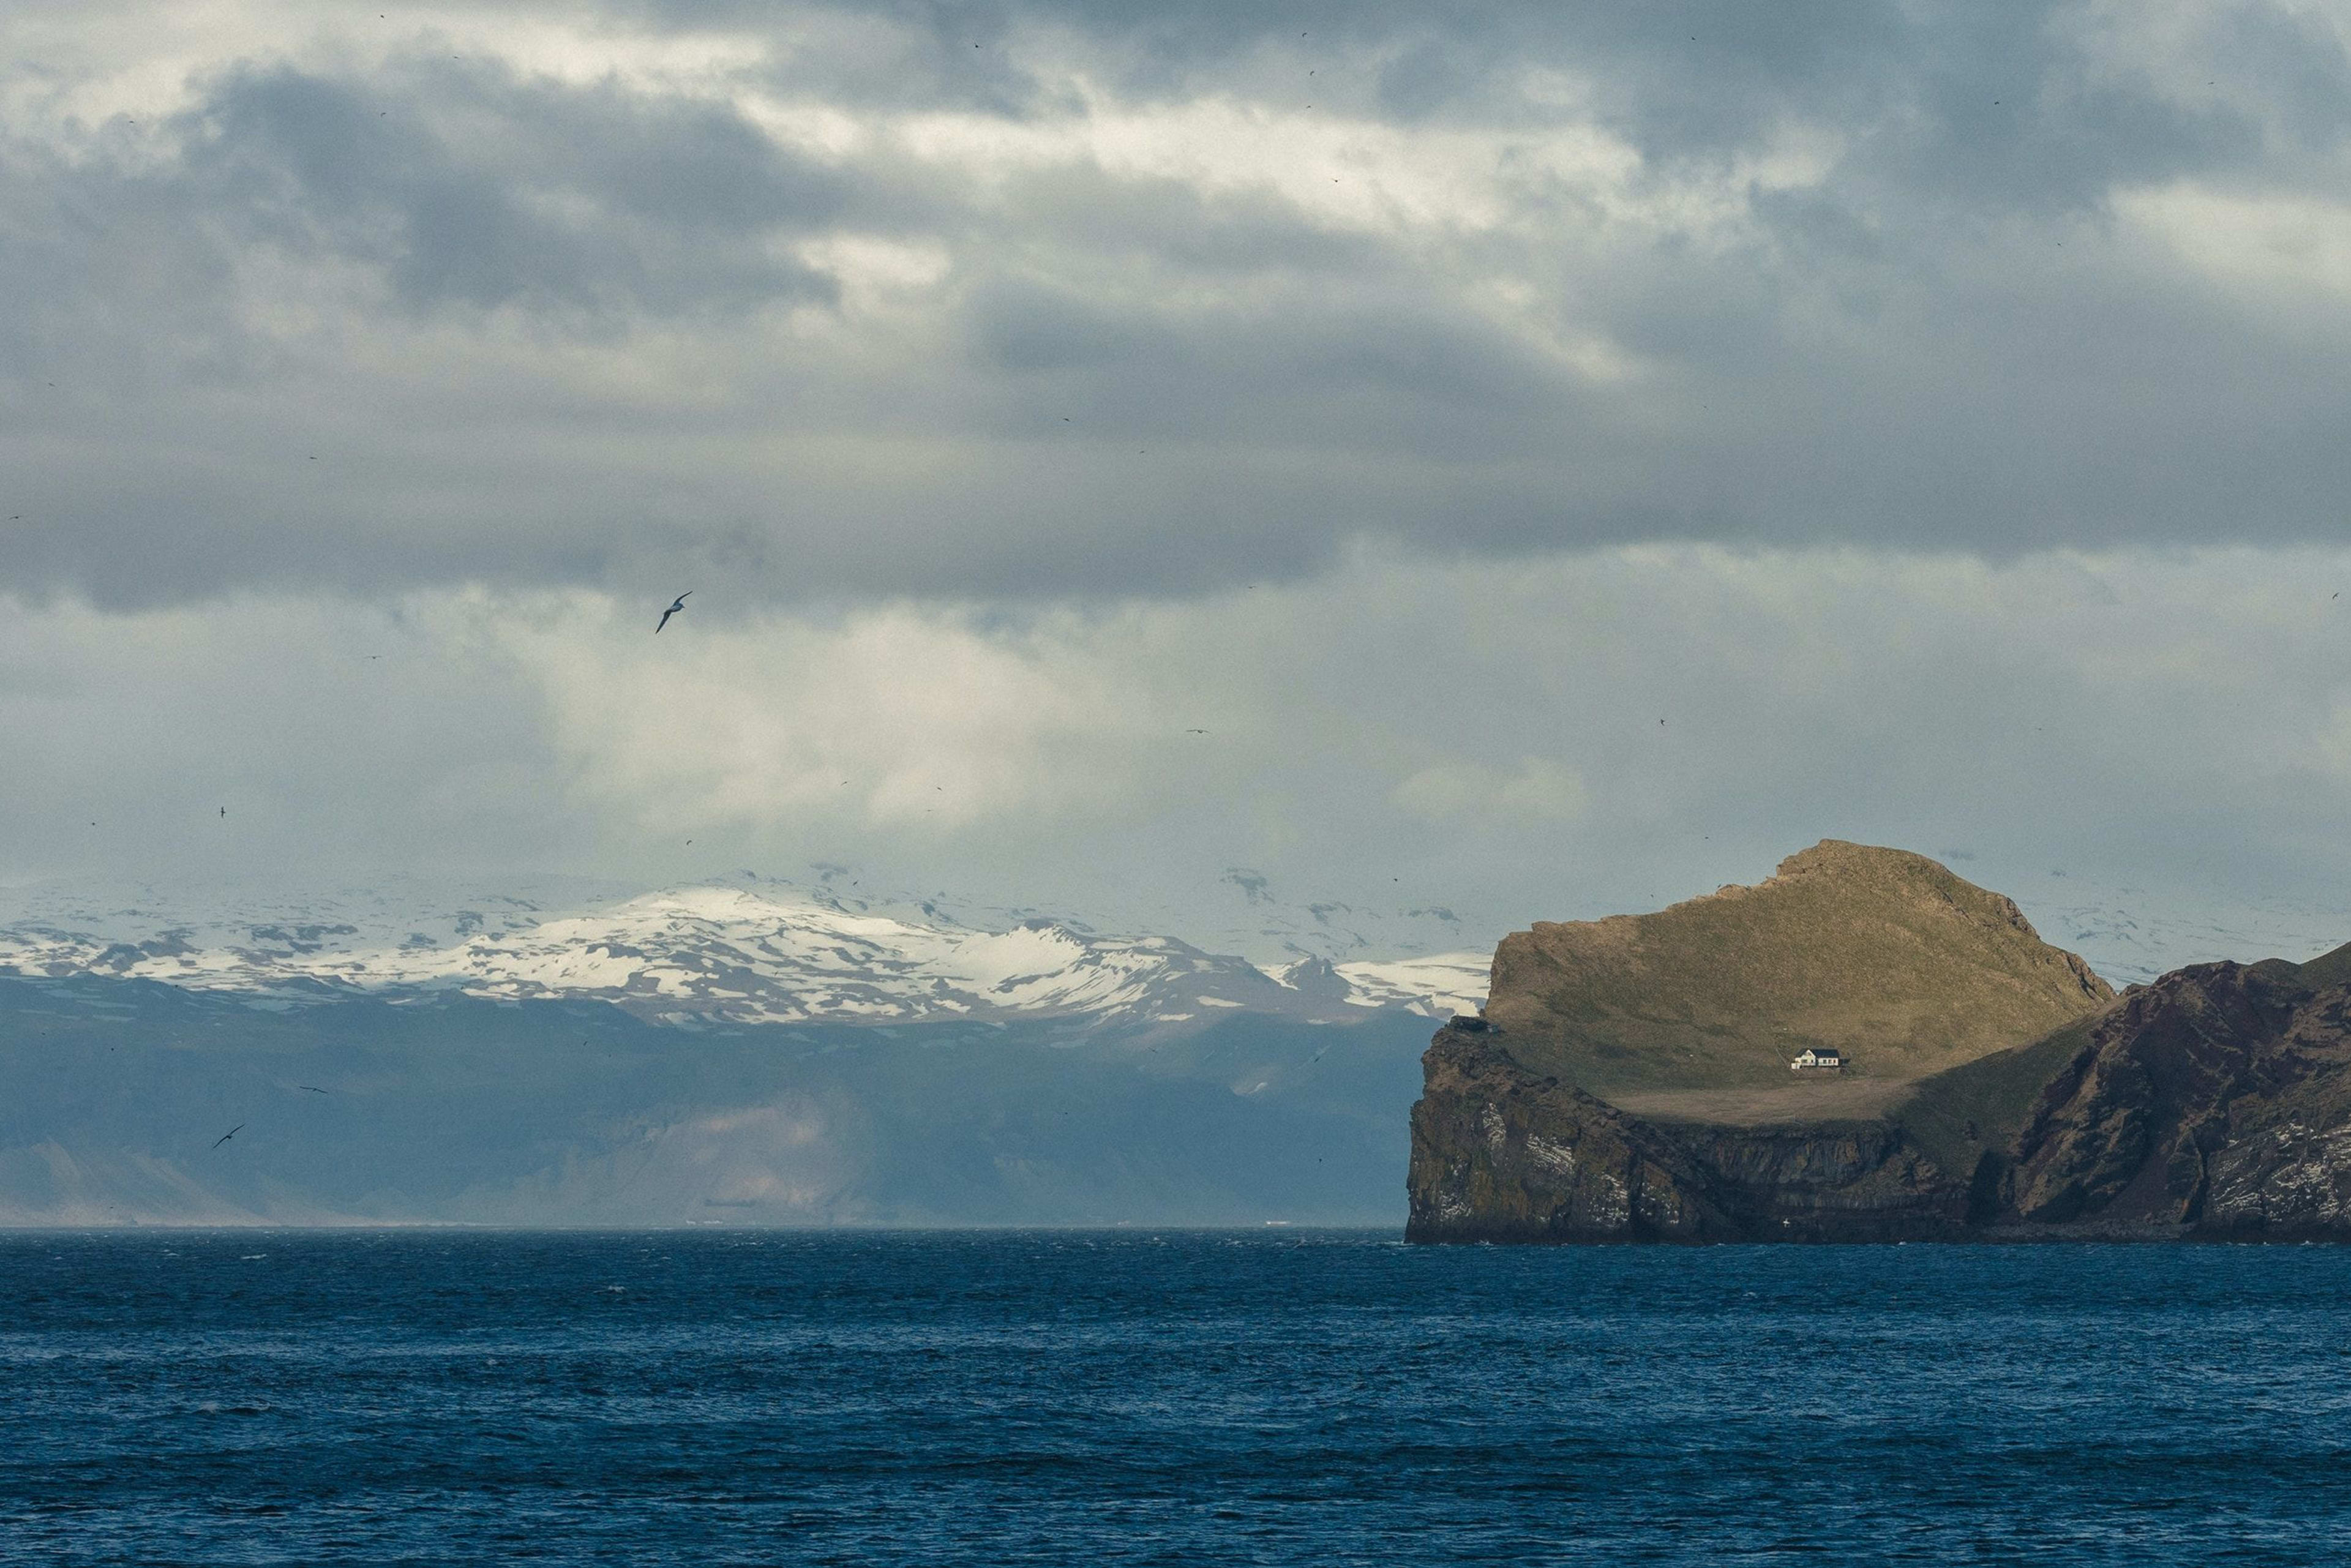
<box><xmin>656</xmin><ymin>592</ymin><xmax>691</xmax><ymax>634</ymax></box>
<box><xmin>211</xmin><ymin>1124</ymin><xmax>244</xmax><ymax>1150</ymax></box>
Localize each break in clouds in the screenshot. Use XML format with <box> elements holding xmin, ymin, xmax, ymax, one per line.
<box><xmin>5</xmin><ymin>0</ymin><xmax>2351</xmax><ymax>953</ymax></box>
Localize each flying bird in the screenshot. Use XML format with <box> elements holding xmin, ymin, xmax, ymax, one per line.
<box><xmin>211</xmin><ymin>1124</ymin><xmax>244</xmax><ymax>1150</ymax></box>
<box><xmin>656</xmin><ymin>592</ymin><xmax>691</xmax><ymax>634</ymax></box>
<box><xmin>298</xmin><ymin>1086</ymin><xmax>329</xmax><ymax>1094</ymax></box>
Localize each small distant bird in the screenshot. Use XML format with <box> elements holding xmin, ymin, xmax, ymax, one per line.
<box><xmin>1187</xmin><ymin>728</ymin><xmax>1209</xmax><ymax>735</ymax></box>
<box><xmin>298</xmin><ymin>1086</ymin><xmax>328</xmax><ymax>1094</ymax></box>
<box><xmin>220</xmin><ymin>806</ymin><xmax>225</xmax><ymax>817</ymax></box>
<box><xmin>211</xmin><ymin>1124</ymin><xmax>244</xmax><ymax>1150</ymax></box>
<box><xmin>656</xmin><ymin>592</ymin><xmax>691</xmax><ymax>634</ymax></box>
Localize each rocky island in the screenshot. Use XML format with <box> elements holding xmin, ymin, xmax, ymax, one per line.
<box><xmin>1408</xmin><ymin>841</ymin><xmax>2351</xmax><ymax>1242</ymax></box>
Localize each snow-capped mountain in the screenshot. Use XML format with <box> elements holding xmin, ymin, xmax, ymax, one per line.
<box><xmin>2</xmin><ymin>857</ymin><xmax>2338</xmax><ymax>1033</ymax></box>
<box><xmin>0</xmin><ymin>876</ymin><xmax>1490</xmax><ymax>1027</ymax></box>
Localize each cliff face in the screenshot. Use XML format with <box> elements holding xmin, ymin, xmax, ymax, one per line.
<box><xmin>1409</xmin><ymin>846</ymin><xmax>2351</xmax><ymax>1244</ymax></box>
<box><xmin>1408</xmin><ymin>1021</ymin><xmax>1972</xmax><ymax>1243</ymax></box>
<box><xmin>1984</xmin><ymin>957</ymin><xmax>2351</xmax><ymax>1238</ymax></box>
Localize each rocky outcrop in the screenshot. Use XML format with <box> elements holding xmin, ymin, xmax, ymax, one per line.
<box><xmin>1408</xmin><ymin>1022</ymin><xmax>1726</xmax><ymax>1242</ymax></box>
<box><xmin>1410</xmin><ymin>843</ymin><xmax>2351</xmax><ymax>1243</ymax></box>
<box><xmin>1406</xmin><ymin>1020</ymin><xmax>1972</xmax><ymax>1243</ymax></box>
<box><xmin>1974</xmin><ymin>958</ymin><xmax>2351</xmax><ymax>1239</ymax></box>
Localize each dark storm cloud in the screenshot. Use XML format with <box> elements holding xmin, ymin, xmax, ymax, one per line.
<box><xmin>2</xmin><ymin>0</ymin><xmax>2350</xmax><ymax>607</ymax></box>
<box><xmin>827</xmin><ymin>0</ymin><xmax>2293</xmax><ymax>195</ymax></box>
<box><xmin>181</xmin><ymin>61</ymin><xmax>847</xmax><ymax>316</ymax></box>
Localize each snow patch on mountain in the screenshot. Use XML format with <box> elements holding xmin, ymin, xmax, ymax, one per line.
<box><xmin>0</xmin><ymin>879</ymin><xmax>1470</xmax><ymax>1026</ymax></box>
<box><xmin>1330</xmin><ymin>953</ymin><xmax>1492</xmax><ymax>1018</ymax></box>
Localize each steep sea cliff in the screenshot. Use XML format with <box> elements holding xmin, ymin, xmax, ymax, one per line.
<box><xmin>1408</xmin><ymin>844</ymin><xmax>2351</xmax><ymax>1242</ymax></box>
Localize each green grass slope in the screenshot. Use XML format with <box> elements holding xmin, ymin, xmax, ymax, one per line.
<box><xmin>1892</xmin><ymin>1014</ymin><xmax>2102</xmax><ymax>1182</ymax></box>
<box><xmin>2279</xmin><ymin>938</ymin><xmax>2351</xmax><ymax>992</ymax></box>
<box><xmin>1483</xmin><ymin>840</ymin><xmax>2113</xmax><ymax>1097</ymax></box>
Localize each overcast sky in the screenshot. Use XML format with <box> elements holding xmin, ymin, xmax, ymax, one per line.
<box><xmin>6</xmin><ymin>0</ymin><xmax>2351</xmax><ymax>961</ymax></box>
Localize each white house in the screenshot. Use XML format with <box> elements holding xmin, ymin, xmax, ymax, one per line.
<box><xmin>1790</xmin><ymin>1047</ymin><xmax>1845</xmax><ymax>1071</ymax></box>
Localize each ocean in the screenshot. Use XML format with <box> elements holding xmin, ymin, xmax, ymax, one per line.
<box><xmin>2</xmin><ymin>1230</ymin><xmax>2348</xmax><ymax>1564</ymax></box>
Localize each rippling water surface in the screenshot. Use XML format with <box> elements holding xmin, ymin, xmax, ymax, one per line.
<box><xmin>4</xmin><ymin>1231</ymin><xmax>2350</xmax><ymax>1564</ymax></box>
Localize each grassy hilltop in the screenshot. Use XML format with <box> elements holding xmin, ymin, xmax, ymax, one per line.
<box><xmin>1482</xmin><ymin>840</ymin><xmax>2114</xmax><ymax>1112</ymax></box>
<box><xmin>1415</xmin><ymin>846</ymin><xmax>2351</xmax><ymax>1242</ymax></box>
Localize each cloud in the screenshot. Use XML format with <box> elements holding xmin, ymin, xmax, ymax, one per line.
<box><xmin>2</xmin><ymin>1</ymin><xmax>2350</xmax><ymax>609</ymax></box>
<box><xmin>1222</xmin><ymin>868</ymin><xmax>1272</xmax><ymax>904</ymax></box>
<box><xmin>1393</xmin><ymin>758</ymin><xmax>1586</xmax><ymax>823</ymax></box>
<box><xmin>498</xmin><ymin>594</ymin><xmax>1152</xmax><ymax>837</ymax></box>
<box><xmin>12</xmin><ymin>541</ymin><xmax>2351</xmax><ymax>959</ymax></box>
<box><xmin>179</xmin><ymin>61</ymin><xmax>849</xmax><ymax>317</ymax></box>
<box><xmin>10</xmin><ymin>2</ymin><xmax>2351</xmax><ymax>975</ymax></box>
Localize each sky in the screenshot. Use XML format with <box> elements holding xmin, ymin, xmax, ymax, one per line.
<box><xmin>6</xmin><ymin>0</ymin><xmax>2351</xmax><ymax>962</ymax></box>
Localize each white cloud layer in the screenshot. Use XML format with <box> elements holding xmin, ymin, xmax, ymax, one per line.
<box><xmin>7</xmin><ymin>2</ymin><xmax>2351</xmax><ymax>964</ymax></box>
<box><xmin>1394</xmin><ymin>759</ymin><xmax>1588</xmax><ymax>824</ymax></box>
<box><xmin>10</xmin><ymin>544</ymin><xmax>2351</xmax><ymax>961</ymax></box>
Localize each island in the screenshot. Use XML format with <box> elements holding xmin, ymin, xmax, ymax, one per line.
<box><xmin>1407</xmin><ymin>840</ymin><xmax>2351</xmax><ymax>1242</ymax></box>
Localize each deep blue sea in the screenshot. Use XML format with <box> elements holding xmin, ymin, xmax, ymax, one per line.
<box><xmin>4</xmin><ymin>1232</ymin><xmax>2350</xmax><ymax>1565</ymax></box>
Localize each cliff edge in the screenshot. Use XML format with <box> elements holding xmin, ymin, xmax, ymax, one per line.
<box><xmin>1410</xmin><ymin>844</ymin><xmax>2351</xmax><ymax>1242</ymax></box>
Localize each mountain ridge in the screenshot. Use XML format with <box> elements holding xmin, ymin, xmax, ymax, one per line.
<box><xmin>0</xmin><ymin>879</ymin><xmax>1490</xmax><ymax>1028</ymax></box>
